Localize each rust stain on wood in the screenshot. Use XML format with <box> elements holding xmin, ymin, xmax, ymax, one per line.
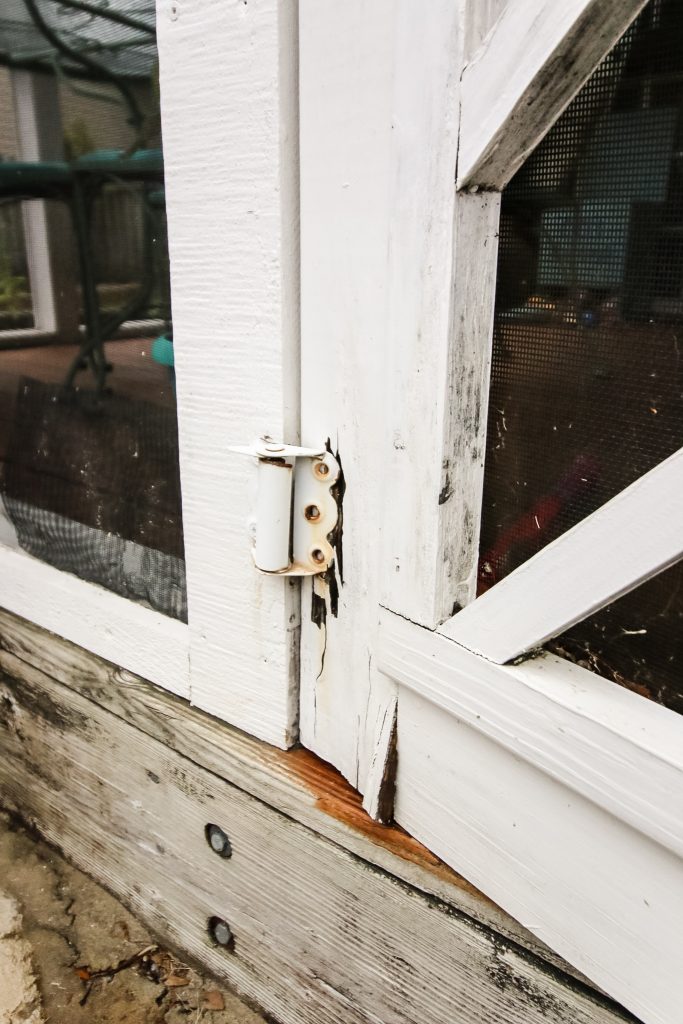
<box><xmin>282</xmin><ymin>745</ymin><xmax>490</xmax><ymax>902</ymax></box>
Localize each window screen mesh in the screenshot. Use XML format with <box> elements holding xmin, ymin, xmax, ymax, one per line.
<box><xmin>0</xmin><ymin>2</ymin><xmax>184</xmax><ymax>620</ymax></box>
<box><xmin>480</xmin><ymin>0</ymin><xmax>683</xmax><ymax>711</ymax></box>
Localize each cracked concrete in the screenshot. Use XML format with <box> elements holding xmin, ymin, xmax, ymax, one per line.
<box><xmin>0</xmin><ymin>892</ymin><xmax>44</xmax><ymax>1024</ymax></box>
<box><xmin>0</xmin><ymin>811</ymin><xmax>266</xmax><ymax>1024</ymax></box>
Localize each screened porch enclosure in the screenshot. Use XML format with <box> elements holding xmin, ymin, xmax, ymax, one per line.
<box><xmin>0</xmin><ymin>0</ymin><xmax>185</xmax><ymax>621</ymax></box>
<box><xmin>481</xmin><ymin>0</ymin><xmax>683</xmax><ymax>713</ymax></box>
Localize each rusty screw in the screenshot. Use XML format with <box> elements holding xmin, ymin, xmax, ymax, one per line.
<box><xmin>208</xmin><ymin>916</ymin><xmax>233</xmax><ymax>949</ymax></box>
<box><xmin>311</xmin><ymin>548</ymin><xmax>326</xmax><ymax>565</ymax></box>
<box><xmin>205</xmin><ymin>823</ymin><xmax>232</xmax><ymax>859</ymax></box>
<box><xmin>313</xmin><ymin>461</ymin><xmax>330</xmax><ymax>478</ymax></box>
<box><xmin>304</xmin><ymin>504</ymin><xmax>321</xmax><ymax>522</ymax></box>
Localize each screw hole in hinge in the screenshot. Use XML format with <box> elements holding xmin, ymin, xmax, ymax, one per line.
<box><xmin>313</xmin><ymin>462</ymin><xmax>330</xmax><ymax>478</ymax></box>
<box><xmin>311</xmin><ymin>548</ymin><xmax>326</xmax><ymax>564</ymax></box>
<box><xmin>305</xmin><ymin>504</ymin><xmax>321</xmax><ymax>521</ymax></box>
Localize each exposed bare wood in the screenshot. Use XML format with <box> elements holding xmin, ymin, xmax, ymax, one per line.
<box><xmin>0</xmin><ymin>646</ymin><xmax>632</xmax><ymax>1024</ymax></box>
<box><xmin>0</xmin><ymin>607</ymin><xmax>596</xmax><ymax>982</ymax></box>
<box><xmin>434</xmin><ymin>191</ymin><xmax>501</xmax><ymax>614</ymax></box>
<box><xmin>360</xmin><ymin>688</ymin><xmax>397</xmax><ymax>823</ymax></box>
<box><xmin>457</xmin><ymin>0</ymin><xmax>648</xmax><ymax>189</ymax></box>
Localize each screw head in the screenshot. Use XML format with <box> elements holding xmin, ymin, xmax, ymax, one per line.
<box><xmin>208</xmin><ymin>916</ymin><xmax>233</xmax><ymax>948</ymax></box>
<box><xmin>205</xmin><ymin>824</ymin><xmax>232</xmax><ymax>859</ymax></box>
<box><xmin>311</xmin><ymin>548</ymin><xmax>326</xmax><ymax>564</ymax></box>
<box><xmin>313</xmin><ymin>460</ymin><xmax>330</xmax><ymax>477</ymax></box>
<box><xmin>304</xmin><ymin>504</ymin><xmax>321</xmax><ymax>521</ymax></box>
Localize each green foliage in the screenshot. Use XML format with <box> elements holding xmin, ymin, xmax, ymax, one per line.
<box><xmin>64</xmin><ymin>118</ymin><xmax>96</xmax><ymax>161</ymax></box>
<box><xmin>0</xmin><ymin>256</ymin><xmax>29</xmax><ymax>314</ymax></box>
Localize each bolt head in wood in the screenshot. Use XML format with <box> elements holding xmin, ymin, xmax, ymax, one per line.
<box><xmin>208</xmin><ymin>916</ymin><xmax>234</xmax><ymax>948</ymax></box>
<box><xmin>205</xmin><ymin>823</ymin><xmax>232</xmax><ymax>858</ymax></box>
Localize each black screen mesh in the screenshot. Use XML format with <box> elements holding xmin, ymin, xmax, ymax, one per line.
<box><xmin>0</xmin><ymin>1</ymin><xmax>184</xmax><ymax>620</ymax></box>
<box><xmin>480</xmin><ymin>0</ymin><xmax>683</xmax><ymax>711</ymax></box>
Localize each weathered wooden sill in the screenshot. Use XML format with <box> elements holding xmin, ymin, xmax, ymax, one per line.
<box><xmin>0</xmin><ymin>609</ymin><xmax>633</xmax><ymax>1024</ymax></box>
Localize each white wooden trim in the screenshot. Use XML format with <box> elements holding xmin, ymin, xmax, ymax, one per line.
<box><xmin>463</xmin><ymin>0</ymin><xmax>509</xmax><ymax>65</ymax></box>
<box><xmin>157</xmin><ymin>0</ymin><xmax>300</xmax><ymax>746</ymax></box>
<box><xmin>457</xmin><ymin>0</ymin><xmax>648</xmax><ymax>189</ymax></box>
<box><xmin>381</xmin><ymin>10</ymin><xmax>500</xmax><ymax>629</ymax></box>
<box><xmin>381</xmin><ymin>607</ymin><xmax>683</xmax><ymax>1024</ymax></box>
<box><xmin>298</xmin><ymin>0</ymin><xmax>400</xmax><ymax>789</ymax></box>
<box><xmin>298</xmin><ymin>0</ymin><xmax>503</xmax><ymax>799</ymax></box>
<box><xmin>0</xmin><ymin>542</ymin><xmax>189</xmax><ymax>697</ymax></box>
<box><xmin>440</xmin><ymin>447</ymin><xmax>683</xmax><ymax>662</ymax></box>
<box><xmin>11</xmin><ymin>70</ymin><xmax>80</xmax><ymax>341</ymax></box>
<box><xmin>381</xmin><ymin>608</ymin><xmax>683</xmax><ymax>857</ymax></box>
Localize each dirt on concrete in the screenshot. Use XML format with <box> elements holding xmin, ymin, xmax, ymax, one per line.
<box><xmin>0</xmin><ymin>811</ymin><xmax>266</xmax><ymax>1024</ymax></box>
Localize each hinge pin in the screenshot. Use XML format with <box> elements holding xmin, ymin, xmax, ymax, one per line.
<box><xmin>228</xmin><ymin>438</ymin><xmax>340</xmax><ymax>576</ymax></box>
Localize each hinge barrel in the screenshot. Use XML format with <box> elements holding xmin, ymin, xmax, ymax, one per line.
<box><xmin>255</xmin><ymin>458</ymin><xmax>294</xmax><ymax>572</ymax></box>
<box><xmin>229</xmin><ymin>438</ymin><xmax>340</xmax><ymax>577</ymax></box>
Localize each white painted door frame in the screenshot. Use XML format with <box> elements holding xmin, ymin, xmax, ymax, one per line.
<box><xmin>0</xmin><ymin>0</ymin><xmax>300</xmax><ymax>748</ymax></box>
<box><xmin>299</xmin><ymin>1</ymin><xmax>683</xmax><ymax>1022</ymax></box>
<box><xmin>298</xmin><ymin>0</ymin><xmax>650</xmax><ymax>786</ymax></box>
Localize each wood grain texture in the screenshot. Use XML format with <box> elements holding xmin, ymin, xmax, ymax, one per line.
<box><xmin>380</xmin><ymin>11</ymin><xmax>501</xmax><ymax>626</ymax></box>
<box><xmin>434</xmin><ymin>191</ymin><xmax>501</xmax><ymax>615</ymax></box>
<box><xmin>157</xmin><ymin>0</ymin><xmax>300</xmax><ymax>745</ymax></box>
<box><xmin>463</xmin><ymin>0</ymin><xmax>509</xmax><ymax>63</ymax></box>
<box><xmin>0</xmin><ymin>646</ymin><xmax>633</xmax><ymax>1024</ymax></box>
<box><xmin>381</xmin><ymin>608</ymin><xmax>683</xmax><ymax>860</ymax></box>
<box><xmin>360</xmin><ymin>687</ymin><xmax>397</xmax><ymax>823</ymax></box>
<box><xmin>298</xmin><ymin>0</ymin><xmax>397</xmax><ymax>790</ymax></box>
<box><xmin>0</xmin><ymin>606</ymin><xmax>599</xmax><ymax>982</ymax></box>
<box><xmin>457</xmin><ymin>0</ymin><xmax>648</xmax><ymax>189</ymax></box>
<box><xmin>297</xmin><ymin>1</ymin><xmax>502</xmax><ymax>803</ymax></box>
<box><xmin>381</xmin><ymin>609</ymin><xmax>683</xmax><ymax>1024</ymax></box>
<box><xmin>440</xmin><ymin>447</ymin><xmax>683</xmax><ymax>662</ymax></box>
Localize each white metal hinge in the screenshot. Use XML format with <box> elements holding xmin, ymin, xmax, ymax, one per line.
<box><xmin>229</xmin><ymin>438</ymin><xmax>340</xmax><ymax>576</ymax></box>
